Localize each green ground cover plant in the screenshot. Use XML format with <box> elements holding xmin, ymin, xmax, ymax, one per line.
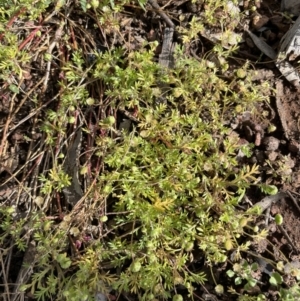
<box><xmin>1</xmin><ymin>0</ymin><xmax>300</xmax><ymax>301</ymax></box>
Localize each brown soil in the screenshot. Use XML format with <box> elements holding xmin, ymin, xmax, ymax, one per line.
<box><xmin>2</xmin><ymin>0</ymin><xmax>300</xmax><ymax>300</ymax></box>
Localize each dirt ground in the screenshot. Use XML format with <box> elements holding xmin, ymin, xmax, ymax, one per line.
<box><xmin>2</xmin><ymin>0</ymin><xmax>300</xmax><ymax>300</ymax></box>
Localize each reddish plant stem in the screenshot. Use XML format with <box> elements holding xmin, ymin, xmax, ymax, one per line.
<box><xmin>18</xmin><ymin>26</ymin><xmax>42</xmax><ymax>50</ymax></box>
<box><xmin>56</xmin><ymin>192</ymin><xmax>63</xmax><ymax>217</ymax></box>
<box><xmin>0</xmin><ymin>7</ymin><xmax>27</xmax><ymax>41</ymax></box>
<box><xmin>69</xmin><ymin>24</ymin><xmax>77</xmax><ymax>50</ymax></box>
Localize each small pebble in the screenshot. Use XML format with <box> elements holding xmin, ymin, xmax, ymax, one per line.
<box><xmin>266</xmin><ymin>151</ymin><xmax>278</xmax><ymax>161</ymax></box>
<box><xmin>262</xmin><ymin>136</ymin><xmax>280</xmax><ymax>151</ymax></box>
<box><xmin>254</xmin><ymin>150</ymin><xmax>265</xmax><ymax>163</ymax></box>
<box><xmin>95</xmin><ymin>293</ymin><xmax>107</xmax><ymax>301</ymax></box>
<box><xmin>288</xmin><ymin>141</ymin><xmax>300</xmax><ymax>153</ymax></box>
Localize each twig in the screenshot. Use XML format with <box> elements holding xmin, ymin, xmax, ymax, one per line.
<box><xmin>42</xmin><ymin>20</ymin><xmax>65</xmax><ymax>93</ymax></box>
<box><xmin>18</xmin><ymin>26</ymin><xmax>42</xmax><ymax>50</ymax></box>
<box><xmin>287</xmin><ymin>190</ymin><xmax>300</xmax><ymax>214</ymax></box>
<box><xmin>278</xmin><ymin>224</ymin><xmax>298</xmax><ymax>253</ymax></box>
<box><xmin>0</xmin><ymin>7</ymin><xmax>27</xmax><ymax>42</ymax></box>
<box><xmin>12</xmin><ymin>240</ymin><xmax>37</xmax><ymax>301</ymax></box>
<box><xmin>6</xmin><ymin>90</ymin><xmax>60</xmax><ymax>134</ymax></box>
<box><xmin>265</xmin><ymin>206</ymin><xmax>271</xmax><ymax>226</ymax></box>
<box><xmin>148</xmin><ymin>0</ymin><xmax>175</xmax><ymax>28</ymax></box>
<box><xmin>118</xmin><ymin>108</ymin><xmax>139</xmax><ymax>123</ymax></box>
<box><xmin>0</xmin><ymin>248</ymin><xmax>10</xmax><ymax>301</ymax></box>
<box><xmin>0</xmin><ymin>79</ymin><xmax>22</xmax><ymax>158</ymax></box>
<box><xmin>254</xmin><ymin>191</ymin><xmax>288</xmax><ymax>212</ymax></box>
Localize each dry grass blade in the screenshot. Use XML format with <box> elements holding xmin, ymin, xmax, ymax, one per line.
<box><xmin>245</xmin><ymin>29</ymin><xmax>276</xmax><ymax>60</ymax></box>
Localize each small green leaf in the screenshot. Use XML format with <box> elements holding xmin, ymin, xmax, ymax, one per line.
<box><xmin>44</xmin><ymin>53</ymin><xmax>52</xmax><ymax>61</ymax></box>
<box><xmin>276</xmin><ymin>261</ymin><xmax>285</xmax><ymax>271</ymax></box>
<box><xmin>100</xmin><ymin>215</ymin><xmax>108</xmax><ymax>222</ymax></box>
<box><xmin>6</xmin><ymin>206</ymin><xmax>15</xmax><ymax>214</ymax></box>
<box><xmin>275</xmin><ymin>214</ymin><xmax>283</xmax><ymax>225</ymax></box>
<box><xmin>215</xmin><ymin>284</ymin><xmax>224</xmax><ymax>295</ymax></box>
<box><xmin>235</xmin><ymin>277</ymin><xmax>242</xmax><ymax>285</ymax></box>
<box><xmin>172</xmin><ymin>294</ymin><xmax>183</xmax><ymax>301</ymax></box>
<box><xmin>260</xmin><ymin>184</ymin><xmax>278</xmax><ymax>195</ymax></box>
<box><xmin>184</xmin><ymin>241</ymin><xmax>194</xmax><ymax>252</ymax></box>
<box><xmin>268</xmin><ymin>124</ymin><xmax>276</xmax><ymax>133</ymax></box>
<box><xmin>137</xmin><ymin>0</ymin><xmax>146</xmax><ymax>11</ymax></box>
<box><xmin>236</xmin><ymin>68</ymin><xmax>246</xmax><ymax>79</ymax></box>
<box><xmin>244</xmin><ymin>283</ymin><xmax>252</xmax><ymax>291</ymax></box>
<box><xmin>9</xmin><ymin>84</ymin><xmax>19</xmax><ymax>94</ymax></box>
<box><xmin>91</xmin><ymin>0</ymin><xmax>99</xmax><ymax>9</ymax></box>
<box><xmin>19</xmin><ymin>284</ymin><xmax>30</xmax><ymax>291</ymax></box>
<box><xmin>131</xmin><ymin>260</ymin><xmax>141</xmax><ymax>272</ymax></box>
<box><xmin>86</xmin><ymin>97</ymin><xmax>95</xmax><ymax>105</ymax></box>
<box><xmin>103</xmin><ymin>116</ymin><xmax>115</xmax><ymax>125</ymax></box>
<box><xmin>68</xmin><ymin>116</ymin><xmax>76</xmax><ymax>123</ymax></box>
<box><xmin>80</xmin><ymin>165</ymin><xmax>88</xmax><ymax>175</ymax></box>
<box><xmin>251</xmin><ymin>262</ymin><xmax>259</xmax><ymax>271</ymax></box>
<box><xmin>247</xmin><ymin>278</ymin><xmax>257</xmax><ymax>287</ymax></box>
<box><xmin>57</xmin><ymin>253</ymin><xmax>71</xmax><ymax>269</ymax></box>
<box><xmin>257</xmin><ymin>294</ymin><xmax>267</xmax><ymax>301</ymax></box>
<box><xmin>226</xmin><ymin>270</ymin><xmax>235</xmax><ymax>277</ymax></box>
<box><xmin>80</xmin><ymin>0</ymin><xmax>87</xmax><ymax>12</ymax></box>
<box><xmin>269</xmin><ymin>272</ymin><xmax>283</xmax><ymax>286</ymax></box>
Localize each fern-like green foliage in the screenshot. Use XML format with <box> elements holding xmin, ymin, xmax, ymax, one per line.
<box><xmin>0</xmin><ymin>1</ymin><xmax>289</xmax><ymax>301</ymax></box>
<box><xmin>11</xmin><ymin>40</ymin><xmax>270</xmax><ymax>301</ymax></box>
<box><xmin>80</xmin><ymin>44</ymin><xmax>266</xmax><ymax>298</ymax></box>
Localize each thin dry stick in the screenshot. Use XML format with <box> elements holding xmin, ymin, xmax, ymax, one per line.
<box><xmin>148</xmin><ymin>0</ymin><xmax>175</xmax><ymax>28</ymax></box>
<box><xmin>0</xmin><ymin>149</ymin><xmax>45</xmax><ymax>189</ymax></box>
<box><xmin>11</xmin><ymin>240</ymin><xmax>37</xmax><ymax>301</ymax></box>
<box><xmin>0</xmin><ymin>79</ymin><xmax>22</xmax><ymax>157</ymax></box>
<box><xmin>7</xmin><ymin>90</ymin><xmax>60</xmax><ymax>134</ymax></box>
<box><xmin>118</xmin><ymin>108</ymin><xmax>139</xmax><ymax>123</ymax></box>
<box><xmin>278</xmin><ymin>224</ymin><xmax>298</xmax><ymax>253</ymax></box>
<box><xmin>13</xmin><ymin>77</ymin><xmax>45</xmax><ymax>118</ymax></box>
<box><xmin>0</xmin><ymin>76</ymin><xmax>45</xmax><ymax>142</ymax></box>
<box><xmin>265</xmin><ymin>206</ymin><xmax>271</xmax><ymax>226</ymax></box>
<box><xmin>161</xmin><ymin>0</ymin><xmax>174</xmax><ymax>9</ymax></box>
<box><xmin>252</xmin><ymin>191</ymin><xmax>288</xmax><ymax>212</ymax></box>
<box><xmin>287</xmin><ymin>190</ymin><xmax>300</xmax><ymax>214</ymax></box>
<box><xmin>0</xmin><ymin>250</ymin><xmax>10</xmax><ymax>301</ymax></box>
<box><xmin>18</xmin><ymin>25</ymin><xmax>42</xmax><ymax>50</ymax></box>
<box><xmin>0</xmin><ymin>7</ymin><xmax>27</xmax><ymax>42</ymax></box>
<box><xmin>42</xmin><ymin>20</ymin><xmax>65</xmax><ymax>93</ymax></box>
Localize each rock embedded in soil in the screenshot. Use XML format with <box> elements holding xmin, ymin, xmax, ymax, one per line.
<box><xmin>288</xmin><ymin>140</ymin><xmax>300</xmax><ymax>153</ymax></box>
<box><xmin>262</xmin><ymin>136</ymin><xmax>280</xmax><ymax>151</ymax></box>
<box><xmin>252</xmin><ymin>150</ymin><xmax>265</xmax><ymax>164</ymax></box>
<box><xmin>266</xmin><ymin>151</ymin><xmax>278</xmax><ymax>161</ymax></box>
<box><xmin>281</xmin><ymin>0</ymin><xmax>300</xmax><ymax>16</ymax></box>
